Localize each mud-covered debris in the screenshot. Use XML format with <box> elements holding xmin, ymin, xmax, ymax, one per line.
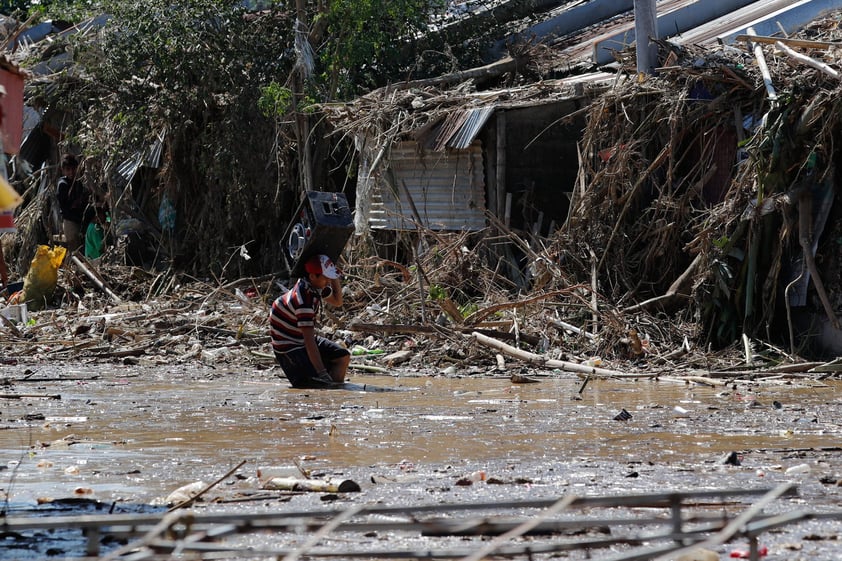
<box><xmin>262</xmin><ymin>477</ymin><xmax>361</xmax><ymax>493</ymax></box>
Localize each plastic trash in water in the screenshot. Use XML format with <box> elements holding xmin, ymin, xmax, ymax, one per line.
<box><xmin>614</xmin><ymin>408</ymin><xmax>632</xmax><ymax>421</ymax></box>
<box><xmin>456</xmin><ymin>470</ymin><xmax>487</xmax><ymax>485</ymax></box>
<box><xmin>165</xmin><ymin>481</ymin><xmax>207</xmax><ymax>505</ymax></box>
<box><xmin>729</xmin><ymin>545</ymin><xmax>767</xmax><ymax>558</ymax></box>
<box><xmin>719</xmin><ymin>451</ymin><xmax>741</xmax><ymax>466</ymax></box>
<box><xmin>785</xmin><ymin>463</ymin><xmax>810</xmax><ymax>474</ymax></box>
<box><xmin>467</xmin><ymin>470</ymin><xmax>486</xmax><ymax>482</ymax></box>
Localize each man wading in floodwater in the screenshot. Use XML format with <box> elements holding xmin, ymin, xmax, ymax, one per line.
<box><xmin>269</xmin><ymin>254</ymin><xmax>350</xmax><ymax>388</ymax></box>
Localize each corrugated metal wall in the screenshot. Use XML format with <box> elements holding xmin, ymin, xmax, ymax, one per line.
<box><xmin>370</xmin><ymin>141</ymin><xmax>486</xmax><ymax>231</ymax></box>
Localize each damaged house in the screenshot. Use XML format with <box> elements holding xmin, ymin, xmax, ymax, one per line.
<box><xmin>323</xmin><ymin>0</ymin><xmax>842</xmax><ymax>357</ymax></box>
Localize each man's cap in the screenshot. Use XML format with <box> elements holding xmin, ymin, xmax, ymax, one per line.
<box><xmin>304</xmin><ymin>254</ymin><xmax>339</xmax><ymax>279</ymax></box>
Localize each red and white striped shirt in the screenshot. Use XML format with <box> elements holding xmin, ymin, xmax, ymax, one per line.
<box><xmin>269</xmin><ymin>279</ymin><xmax>331</xmax><ymax>353</ymax></box>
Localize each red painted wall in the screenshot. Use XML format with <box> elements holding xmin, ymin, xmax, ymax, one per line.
<box><xmin>0</xmin><ymin>68</ymin><xmax>24</xmax><ymax>154</ymax></box>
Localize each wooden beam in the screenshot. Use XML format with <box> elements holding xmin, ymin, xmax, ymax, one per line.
<box><xmin>735</xmin><ymin>34</ymin><xmax>842</xmax><ymax>51</ymax></box>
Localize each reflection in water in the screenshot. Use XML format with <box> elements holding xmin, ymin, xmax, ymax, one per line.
<box><xmin>0</xmin><ymin>369</ymin><xmax>839</xmax><ymax>504</ymax></box>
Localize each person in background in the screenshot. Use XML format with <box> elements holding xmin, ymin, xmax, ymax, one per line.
<box><xmin>269</xmin><ymin>254</ymin><xmax>350</xmax><ymax>388</ymax></box>
<box><xmin>0</xmin><ymin>205</ymin><xmax>11</xmax><ymax>292</ymax></box>
<box><xmin>0</xmin><ymin>224</ymin><xmax>9</xmax><ymax>293</ymax></box>
<box><xmin>84</xmin><ymin>204</ymin><xmax>108</xmax><ymax>259</ymax></box>
<box><xmin>56</xmin><ymin>154</ymin><xmax>88</xmax><ymax>253</ymax></box>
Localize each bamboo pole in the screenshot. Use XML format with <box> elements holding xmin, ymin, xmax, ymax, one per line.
<box><xmin>747</xmin><ymin>27</ymin><xmax>777</xmax><ymax>102</ymax></box>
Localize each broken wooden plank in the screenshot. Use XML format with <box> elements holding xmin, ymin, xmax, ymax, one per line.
<box><xmin>735</xmin><ymin>34</ymin><xmax>842</xmax><ymax>51</ymax></box>
<box><xmin>768</xmin><ymin>361</ymin><xmax>824</xmax><ymax>373</ymax></box>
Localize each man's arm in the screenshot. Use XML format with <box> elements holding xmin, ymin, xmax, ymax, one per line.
<box><xmin>301</xmin><ymin>325</ymin><xmax>328</xmax><ymax>375</ymax></box>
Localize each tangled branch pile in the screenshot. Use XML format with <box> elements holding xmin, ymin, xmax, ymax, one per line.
<box><xmin>554</xmin><ymin>25</ymin><xmax>842</xmax><ymax>360</ymax></box>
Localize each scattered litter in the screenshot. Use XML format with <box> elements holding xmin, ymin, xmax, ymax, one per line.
<box><xmin>165</xmin><ymin>481</ymin><xmax>207</xmax><ymax>505</ymax></box>
<box><xmin>785</xmin><ymin>463</ymin><xmax>811</xmax><ymax>475</ymax></box>
<box><xmin>729</xmin><ymin>545</ymin><xmax>768</xmax><ymax>558</ymax></box>
<box><xmin>262</xmin><ymin>477</ymin><xmax>360</xmax><ymax>493</ymax></box>
<box><xmin>720</xmin><ymin>451</ymin><xmax>741</xmax><ymax>466</ymax></box>
<box><xmin>614</xmin><ymin>408</ymin><xmax>632</xmax><ymax>421</ymax></box>
<box><xmin>675</xmin><ymin>548</ymin><xmax>718</xmax><ymax>561</ymax></box>
<box><xmin>456</xmin><ymin>470</ymin><xmax>486</xmax><ymax>485</ymax></box>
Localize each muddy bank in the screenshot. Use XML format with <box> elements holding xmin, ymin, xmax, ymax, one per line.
<box><xmin>1</xmin><ymin>362</ymin><xmax>841</xmax><ymax>559</ymax></box>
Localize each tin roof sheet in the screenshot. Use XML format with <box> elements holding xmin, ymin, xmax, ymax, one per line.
<box><xmin>370</xmin><ymin>141</ymin><xmax>486</xmax><ymax>231</ymax></box>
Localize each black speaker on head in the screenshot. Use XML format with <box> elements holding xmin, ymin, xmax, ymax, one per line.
<box><xmin>281</xmin><ymin>191</ymin><xmax>354</xmax><ymax>277</ymax></box>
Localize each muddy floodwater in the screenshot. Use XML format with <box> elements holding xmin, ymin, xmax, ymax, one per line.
<box><xmin>2</xmin><ymin>362</ymin><xmax>842</xmax><ymax>559</ymax></box>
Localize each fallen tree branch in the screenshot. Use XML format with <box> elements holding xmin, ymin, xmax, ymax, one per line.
<box><xmin>380</xmin><ymin>56</ymin><xmax>520</xmax><ymax>91</ymax></box>
<box><xmin>471</xmin><ymin>331</ymin><xmax>653</xmax><ymax>378</ymax></box>
<box><xmin>798</xmin><ymin>189</ymin><xmax>840</xmax><ymax>329</ymax></box>
<box><xmin>550</xmin><ymin>319</ymin><xmax>596</xmax><ymax>341</ymax></box>
<box><xmin>463</xmin><ymin>289</ymin><xmax>574</xmax><ymax>326</ymax></box>
<box><xmin>71</xmin><ymin>255</ymin><xmax>122</xmax><ymax>304</ymax></box>
<box><xmin>775</xmin><ymin>40</ymin><xmax>840</xmax><ymax>80</ymax></box>
<box><xmin>262</xmin><ymin>477</ymin><xmax>361</xmax><ymax>493</ymax></box>
<box><xmin>623</xmin><ymin>240</ymin><xmax>703</xmax><ymax>314</ymax></box>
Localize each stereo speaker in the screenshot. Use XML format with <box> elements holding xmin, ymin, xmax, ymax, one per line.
<box><xmin>281</xmin><ymin>191</ymin><xmax>354</xmax><ymax>277</ymax></box>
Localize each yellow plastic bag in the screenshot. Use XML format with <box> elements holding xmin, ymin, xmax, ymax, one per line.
<box><xmin>17</xmin><ymin>245</ymin><xmax>67</xmax><ymax>311</ymax></box>
<box><xmin>0</xmin><ymin>174</ymin><xmax>21</xmax><ymax>211</ymax></box>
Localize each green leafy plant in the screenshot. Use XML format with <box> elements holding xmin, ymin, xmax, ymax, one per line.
<box><xmin>258</xmin><ymin>82</ymin><xmax>293</xmax><ymax>118</ymax></box>
<box><xmin>428</xmin><ymin>284</ymin><xmax>446</xmax><ymax>301</ymax></box>
<box><xmin>458</xmin><ymin>302</ymin><xmax>478</xmax><ymax>318</ymax></box>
